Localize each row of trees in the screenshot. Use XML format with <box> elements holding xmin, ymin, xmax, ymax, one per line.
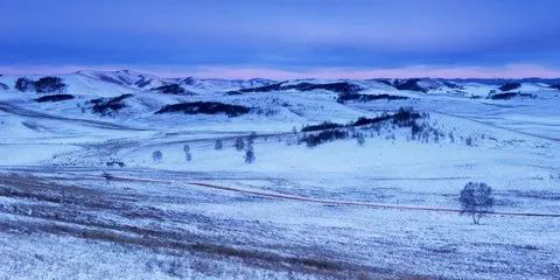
<box><xmin>151</xmin><ymin>133</ymin><xmax>258</xmax><ymax>165</ymax></box>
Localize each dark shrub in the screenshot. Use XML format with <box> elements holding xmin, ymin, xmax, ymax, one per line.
<box><xmin>90</xmin><ymin>94</ymin><xmax>133</xmax><ymax>115</ymax></box>
<box><xmin>153</xmin><ymin>84</ymin><xmax>187</xmax><ymax>94</ymax></box>
<box><xmin>15</xmin><ymin>77</ymin><xmax>35</xmax><ymax>92</ymax></box>
<box><xmin>36</xmin><ymin>94</ymin><xmax>75</xmax><ymax>103</ymax></box>
<box><xmin>34</xmin><ymin>77</ymin><xmax>67</xmax><ymax>93</ymax></box>
<box><xmin>155</xmin><ymin>102</ymin><xmax>250</xmax><ymax>117</ymax></box>
<box><xmin>499</xmin><ymin>83</ymin><xmax>521</xmax><ymax>92</ymax></box>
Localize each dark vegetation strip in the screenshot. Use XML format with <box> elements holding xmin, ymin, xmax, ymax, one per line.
<box><xmin>155</xmin><ymin>102</ymin><xmax>251</xmax><ymax>117</ymax></box>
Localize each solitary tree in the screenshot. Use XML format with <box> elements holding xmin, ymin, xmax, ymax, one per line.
<box><xmin>356</xmin><ymin>133</ymin><xmax>365</xmax><ymax>146</ymax></box>
<box><xmin>234</xmin><ymin>137</ymin><xmax>245</xmax><ymax>151</ymax></box>
<box><xmin>248</xmin><ymin>132</ymin><xmax>257</xmax><ymax>145</ymax></box>
<box><xmin>183</xmin><ymin>144</ymin><xmax>192</xmax><ymax>161</ymax></box>
<box><xmin>215</xmin><ymin>139</ymin><xmax>224</xmax><ymax>150</ymax></box>
<box><xmin>102</xmin><ymin>172</ymin><xmax>114</xmax><ymax>185</ymax></box>
<box><xmin>245</xmin><ymin>147</ymin><xmax>255</xmax><ymax>164</ymax></box>
<box><xmin>152</xmin><ymin>150</ymin><xmax>163</xmax><ymax>163</ymax></box>
<box><xmin>459</xmin><ymin>182</ymin><xmax>494</xmax><ymax>225</ymax></box>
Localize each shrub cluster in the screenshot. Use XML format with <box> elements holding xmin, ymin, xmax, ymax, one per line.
<box><xmin>15</xmin><ymin>76</ymin><xmax>67</xmax><ymax>93</ymax></box>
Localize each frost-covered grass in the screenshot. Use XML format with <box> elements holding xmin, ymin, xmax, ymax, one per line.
<box><xmin>1</xmin><ymin>74</ymin><xmax>560</xmax><ymax>279</ymax></box>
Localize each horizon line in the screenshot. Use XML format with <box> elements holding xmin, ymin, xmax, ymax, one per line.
<box><xmin>2</xmin><ymin>64</ymin><xmax>560</xmax><ymax>81</ymax></box>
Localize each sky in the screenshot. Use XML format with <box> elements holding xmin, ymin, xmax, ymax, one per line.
<box><xmin>1</xmin><ymin>0</ymin><xmax>560</xmax><ymax>79</ymax></box>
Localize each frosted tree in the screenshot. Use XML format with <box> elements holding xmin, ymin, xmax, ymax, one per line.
<box><xmin>248</xmin><ymin>131</ymin><xmax>257</xmax><ymax>145</ymax></box>
<box><xmin>244</xmin><ymin>147</ymin><xmax>255</xmax><ymax>164</ymax></box>
<box><xmin>356</xmin><ymin>133</ymin><xmax>365</xmax><ymax>146</ymax></box>
<box><xmin>152</xmin><ymin>150</ymin><xmax>163</xmax><ymax>163</ymax></box>
<box><xmin>459</xmin><ymin>182</ymin><xmax>494</xmax><ymax>225</ymax></box>
<box><xmin>215</xmin><ymin>139</ymin><xmax>224</xmax><ymax>150</ymax></box>
<box><xmin>234</xmin><ymin>137</ymin><xmax>245</xmax><ymax>151</ymax></box>
<box><xmin>183</xmin><ymin>144</ymin><xmax>192</xmax><ymax>161</ymax></box>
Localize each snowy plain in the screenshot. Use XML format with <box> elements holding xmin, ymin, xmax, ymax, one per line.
<box><xmin>0</xmin><ymin>72</ymin><xmax>559</xmax><ymax>279</ymax></box>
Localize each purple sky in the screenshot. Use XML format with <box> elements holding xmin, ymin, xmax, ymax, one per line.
<box><xmin>1</xmin><ymin>0</ymin><xmax>560</xmax><ymax>78</ymax></box>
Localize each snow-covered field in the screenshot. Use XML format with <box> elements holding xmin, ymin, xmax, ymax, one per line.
<box><xmin>0</xmin><ymin>71</ymin><xmax>559</xmax><ymax>279</ymax></box>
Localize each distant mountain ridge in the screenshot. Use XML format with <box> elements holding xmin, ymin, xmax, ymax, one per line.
<box><xmin>1</xmin><ymin>69</ymin><xmax>559</xmax><ymax>96</ymax></box>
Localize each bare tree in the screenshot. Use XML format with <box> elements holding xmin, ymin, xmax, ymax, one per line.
<box><xmin>459</xmin><ymin>182</ymin><xmax>494</xmax><ymax>225</ymax></box>
<box><xmin>234</xmin><ymin>137</ymin><xmax>245</xmax><ymax>151</ymax></box>
<box><xmin>245</xmin><ymin>147</ymin><xmax>255</xmax><ymax>164</ymax></box>
<box><xmin>248</xmin><ymin>132</ymin><xmax>257</xmax><ymax>145</ymax></box>
<box><xmin>215</xmin><ymin>139</ymin><xmax>224</xmax><ymax>150</ymax></box>
<box><xmin>183</xmin><ymin>144</ymin><xmax>190</xmax><ymax>153</ymax></box>
<box><xmin>356</xmin><ymin>133</ymin><xmax>365</xmax><ymax>146</ymax></box>
<box><xmin>102</xmin><ymin>172</ymin><xmax>114</xmax><ymax>185</ymax></box>
<box><xmin>152</xmin><ymin>150</ymin><xmax>163</xmax><ymax>163</ymax></box>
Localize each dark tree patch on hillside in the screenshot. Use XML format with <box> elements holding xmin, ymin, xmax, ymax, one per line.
<box><xmin>237</xmin><ymin>82</ymin><xmax>363</xmax><ymax>94</ymax></box>
<box><xmin>15</xmin><ymin>77</ymin><xmax>35</xmax><ymax>92</ymax></box>
<box><xmin>393</xmin><ymin>79</ymin><xmax>426</xmax><ymax>92</ymax></box>
<box><xmin>550</xmin><ymin>84</ymin><xmax>560</xmax><ymax>90</ymax></box>
<box><xmin>152</xmin><ymin>84</ymin><xmax>188</xmax><ymax>94</ymax></box>
<box><xmin>299</xmin><ymin>108</ymin><xmax>425</xmax><ymax>147</ymax></box>
<box><xmin>488</xmin><ymin>92</ymin><xmax>535</xmax><ymax>100</ymax></box>
<box><xmin>301</xmin><ymin>108</ymin><xmax>423</xmax><ymax>135</ymax></box>
<box><xmin>300</xmin><ymin>129</ymin><xmax>349</xmax><ymax>148</ymax></box>
<box><xmin>499</xmin><ymin>83</ymin><xmax>521</xmax><ymax>92</ymax></box>
<box><xmin>155</xmin><ymin>102</ymin><xmax>250</xmax><ymax>117</ymax></box>
<box><xmin>443</xmin><ymin>81</ymin><xmax>463</xmax><ymax>89</ymax></box>
<box><xmin>34</xmin><ymin>77</ymin><xmax>67</xmax><ymax>93</ymax></box>
<box><xmin>90</xmin><ymin>94</ymin><xmax>133</xmax><ymax>115</ymax></box>
<box><xmin>15</xmin><ymin>76</ymin><xmax>67</xmax><ymax>93</ymax></box>
<box><xmin>301</xmin><ymin>122</ymin><xmax>344</xmax><ymax>132</ymax></box>
<box><xmin>226</xmin><ymin>90</ymin><xmax>244</xmax><ymax>95</ymax></box>
<box><xmin>337</xmin><ymin>93</ymin><xmax>408</xmax><ymax>103</ymax></box>
<box><xmin>36</xmin><ymin>94</ymin><xmax>75</xmax><ymax>103</ymax></box>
